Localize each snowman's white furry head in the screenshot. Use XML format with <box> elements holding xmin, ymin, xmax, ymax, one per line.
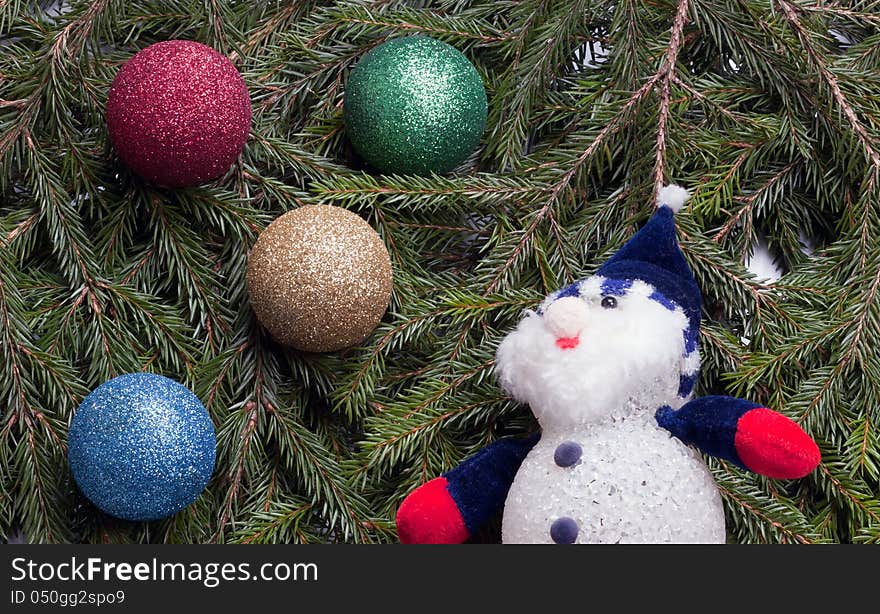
<box><xmin>495</xmin><ymin>276</ymin><xmax>700</xmax><ymax>430</ymax></box>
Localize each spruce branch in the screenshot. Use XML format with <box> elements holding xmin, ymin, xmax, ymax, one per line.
<box><xmin>777</xmin><ymin>0</ymin><xmax>880</xmax><ymax>169</ymax></box>
<box><xmin>487</xmin><ymin>76</ymin><xmax>659</xmax><ymax>294</ymax></box>
<box><xmin>652</xmin><ymin>0</ymin><xmax>690</xmax><ymax>195</ymax></box>
<box><xmin>712</xmin><ymin>161</ymin><xmax>801</xmax><ymax>244</ymax></box>
<box><xmin>487</xmin><ymin>0</ymin><xmax>594</xmax><ymax>168</ymax></box>
<box><xmin>713</xmin><ymin>470</ymin><xmax>825</xmax><ymax>543</ymax></box>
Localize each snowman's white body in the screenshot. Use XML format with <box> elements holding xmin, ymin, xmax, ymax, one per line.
<box><xmin>494</xmin><ymin>268</ymin><xmax>727</xmax><ymax>544</ymax></box>
<box><xmin>501</xmin><ymin>414</ymin><xmax>726</xmax><ymax>544</ymax></box>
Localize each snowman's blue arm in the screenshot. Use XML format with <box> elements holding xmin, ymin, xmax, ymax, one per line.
<box><xmin>444</xmin><ymin>433</ymin><xmax>541</xmax><ymax>534</ymax></box>
<box><xmin>656</xmin><ymin>396</ymin><xmax>820</xmax><ymax>479</ymax></box>
<box><xmin>396</xmin><ymin>433</ymin><xmax>540</xmax><ymax>543</ymax></box>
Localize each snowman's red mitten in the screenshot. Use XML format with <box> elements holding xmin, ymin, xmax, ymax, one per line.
<box><xmin>396</xmin><ymin>434</ymin><xmax>540</xmax><ymax>544</ymax></box>
<box><xmin>655</xmin><ymin>396</ymin><xmax>820</xmax><ymax>479</ymax></box>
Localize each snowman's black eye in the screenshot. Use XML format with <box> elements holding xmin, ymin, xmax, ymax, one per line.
<box><xmin>601</xmin><ymin>296</ymin><xmax>618</xmax><ymax>309</ymax></box>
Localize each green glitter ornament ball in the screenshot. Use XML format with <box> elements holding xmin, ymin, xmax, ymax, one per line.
<box><xmin>344</xmin><ymin>36</ymin><xmax>488</xmax><ymax>175</ymax></box>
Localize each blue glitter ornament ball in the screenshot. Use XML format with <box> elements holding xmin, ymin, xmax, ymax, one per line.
<box><xmin>344</xmin><ymin>36</ymin><xmax>487</xmax><ymax>175</ymax></box>
<box><xmin>68</xmin><ymin>373</ymin><xmax>216</xmax><ymax>521</ymax></box>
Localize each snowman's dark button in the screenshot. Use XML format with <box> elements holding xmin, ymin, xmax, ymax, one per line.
<box><xmin>554</xmin><ymin>441</ymin><xmax>582</xmax><ymax>467</ymax></box>
<box><xmin>550</xmin><ymin>517</ymin><xmax>579</xmax><ymax>544</ymax></box>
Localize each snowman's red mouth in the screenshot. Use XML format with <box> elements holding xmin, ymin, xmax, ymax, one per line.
<box><xmin>555</xmin><ymin>336</ymin><xmax>580</xmax><ymax>350</ymax></box>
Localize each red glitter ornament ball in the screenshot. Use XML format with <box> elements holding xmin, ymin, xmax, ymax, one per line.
<box><xmin>106</xmin><ymin>40</ymin><xmax>251</xmax><ymax>187</ymax></box>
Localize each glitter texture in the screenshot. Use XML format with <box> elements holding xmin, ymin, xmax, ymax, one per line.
<box><xmin>344</xmin><ymin>36</ymin><xmax>487</xmax><ymax>175</ymax></box>
<box><xmin>246</xmin><ymin>205</ymin><xmax>393</xmax><ymax>352</ymax></box>
<box><xmin>106</xmin><ymin>40</ymin><xmax>251</xmax><ymax>187</ymax></box>
<box><xmin>67</xmin><ymin>373</ymin><xmax>216</xmax><ymax>522</ymax></box>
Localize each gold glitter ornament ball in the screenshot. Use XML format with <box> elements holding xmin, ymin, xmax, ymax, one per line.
<box><xmin>246</xmin><ymin>206</ymin><xmax>393</xmax><ymax>352</ymax></box>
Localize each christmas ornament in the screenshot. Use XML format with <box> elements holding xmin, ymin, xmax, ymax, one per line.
<box><xmin>396</xmin><ymin>186</ymin><xmax>821</xmax><ymax>544</ymax></box>
<box><xmin>106</xmin><ymin>40</ymin><xmax>251</xmax><ymax>187</ymax></box>
<box><xmin>344</xmin><ymin>36</ymin><xmax>487</xmax><ymax>175</ymax></box>
<box><xmin>246</xmin><ymin>205</ymin><xmax>393</xmax><ymax>352</ymax></box>
<box><xmin>68</xmin><ymin>373</ymin><xmax>216</xmax><ymax>521</ymax></box>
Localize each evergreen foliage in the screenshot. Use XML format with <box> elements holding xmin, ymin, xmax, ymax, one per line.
<box><xmin>1</xmin><ymin>0</ymin><xmax>878</xmax><ymax>543</ymax></box>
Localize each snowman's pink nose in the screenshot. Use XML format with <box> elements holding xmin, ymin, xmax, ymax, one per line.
<box><xmin>556</xmin><ymin>336</ymin><xmax>580</xmax><ymax>350</ymax></box>
<box><xmin>543</xmin><ymin>296</ymin><xmax>589</xmax><ymax>341</ymax></box>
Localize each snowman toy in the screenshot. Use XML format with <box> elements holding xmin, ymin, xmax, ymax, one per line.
<box><xmin>396</xmin><ymin>185</ymin><xmax>821</xmax><ymax>544</ymax></box>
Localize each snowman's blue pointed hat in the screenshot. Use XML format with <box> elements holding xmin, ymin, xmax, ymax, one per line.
<box><xmin>598</xmin><ymin>185</ymin><xmax>700</xmax><ymax>330</ymax></box>
<box><xmin>597</xmin><ymin>185</ymin><xmax>701</xmax><ymax>392</ymax></box>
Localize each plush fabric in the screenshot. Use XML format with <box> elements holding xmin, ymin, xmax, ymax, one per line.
<box><xmin>648</xmin><ymin>289</ymin><xmax>677</xmax><ymax>312</ymax></box>
<box><xmin>554</xmin><ymin>282</ymin><xmax>582</xmax><ymax>300</ymax></box>
<box><xmin>684</xmin><ymin>326</ymin><xmax>699</xmax><ymax>354</ymax></box>
<box><xmin>655</xmin><ymin>396</ymin><xmax>758</xmax><ymax>468</ymax></box>
<box><xmin>556</xmin><ymin>337</ymin><xmax>579</xmax><ymax>350</ymax></box>
<box><xmin>595</xmin><ymin>204</ymin><xmax>702</xmax><ymax>401</ymax></box>
<box><xmin>656</xmin><ymin>396</ymin><xmax>821</xmax><ymax>479</ymax></box>
<box><xmin>444</xmin><ymin>434</ymin><xmax>540</xmax><ymax>534</ymax></box>
<box><xmin>598</xmin><ymin>206</ymin><xmax>701</xmax><ymax>337</ymax></box>
<box><xmin>549</xmin><ymin>517</ymin><xmax>578</xmax><ymax>544</ymax></box>
<box><xmin>677</xmin><ymin>372</ymin><xmax>699</xmax><ymax>398</ymax></box>
<box><xmin>601</xmin><ymin>278</ymin><xmax>633</xmax><ymax>297</ymax></box>
<box><xmin>396</xmin><ymin>434</ymin><xmax>539</xmax><ymax>543</ymax></box>
<box><xmin>497</xmin><ymin>277</ymin><xmax>690</xmax><ymax>427</ymax></box>
<box><xmin>656</xmin><ymin>184</ymin><xmax>692</xmax><ymax>213</ymax></box>
<box><xmin>734</xmin><ymin>407</ymin><xmax>821</xmax><ymax>479</ymax></box>
<box><xmin>553</xmin><ymin>441</ymin><xmax>583</xmax><ymax>467</ymax></box>
<box><xmin>678</xmin><ymin>328</ymin><xmax>701</xmax><ymax>399</ymax></box>
<box><xmin>395</xmin><ymin>477</ymin><xmax>469</xmax><ymax>544</ymax></box>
